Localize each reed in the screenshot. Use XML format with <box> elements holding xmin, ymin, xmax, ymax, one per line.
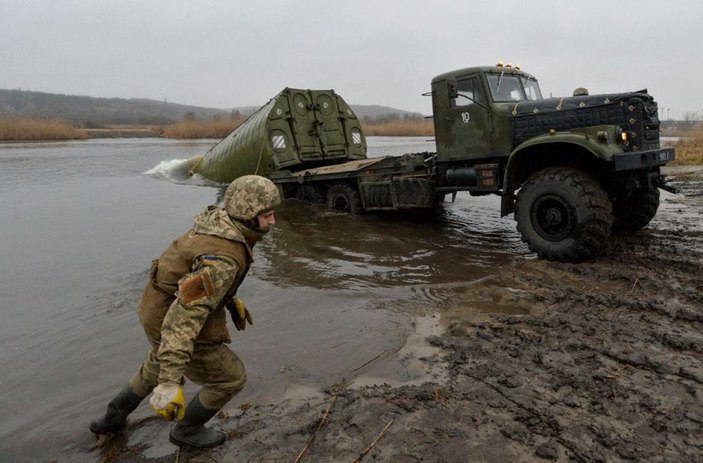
<box><xmin>670</xmin><ymin>127</ymin><xmax>703</xmax><ymax>165</ymax></box>
<box><xmin>162</xmin><ymin>116</ymin><xmax>245</xmax><ymax>139</ymax></box>
<box><xmin>361</xmin><ymin>119</ymin><xmax>434</xmax><ymax>137</ymax></box>
<box><xmin>164</xmin><ymin>117</ymin><xmax>436</xmax><ymax>139</ymax></box>
<box><xmin>0</xmin><ymin>116</ymin><xmax>88</xmax><ymax>141</ymax></box>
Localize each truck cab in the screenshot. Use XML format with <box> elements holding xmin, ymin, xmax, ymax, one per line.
<box><xmin>431</xmin><ymin>64</ymin><xmax>542</xmax><ymax>162</ymax></box>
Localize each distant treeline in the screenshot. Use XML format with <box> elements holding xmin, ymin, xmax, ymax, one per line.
<box><xmin>0</xmin><ymin>89</ymin><xmax>230</xmax><ymax>127</ymax></box>
<box><xmin>0</xmin><ymin>88</ymin><xmax>425</xmax><ymax>128</ymax></box>
<box><xmin>0</xmin><ymin>88</ymin><xmax>434</xmax><ymax>139</ymax></box>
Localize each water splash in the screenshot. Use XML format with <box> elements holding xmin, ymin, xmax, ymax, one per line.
<box><xmin>144</xmin><ymin>157</ymin><xmax>221</xmax><ymax>186</ymax></box>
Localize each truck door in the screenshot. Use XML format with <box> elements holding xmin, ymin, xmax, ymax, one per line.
<box><xmin>436</xmin><ymin>75</ymin><xmax>492</xmax><ymax>161</ymax></box>
<box><xmin>286</xmin><ymin>90</ymin><xmax>323</xmax><ymax>162</ymax></box>
<box><xmin>309</xmin><ymin>90</ymin><xmax>348</xmax><ymax>158</ymax></box>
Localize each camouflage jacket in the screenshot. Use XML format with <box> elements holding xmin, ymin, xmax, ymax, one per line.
<box><xmin>137</xmin><ymin>206</ymin><xmax>254</xmax><ymax>385</ymax></box>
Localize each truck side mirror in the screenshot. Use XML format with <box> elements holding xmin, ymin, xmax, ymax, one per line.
<box><xmin>447</xmin><ymin>80</ymin><xmax>458</xmax><ymax>99</ymax></box>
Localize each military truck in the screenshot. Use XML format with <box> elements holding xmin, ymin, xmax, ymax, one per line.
<box><xmin>188</xmin><ymin>65</ymin><xmax>675</xmax><ymax>262</ymax></box>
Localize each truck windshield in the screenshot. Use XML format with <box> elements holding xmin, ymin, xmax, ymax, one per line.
<box><xmin>487</xmin><ymin>74</ymin><xmax>524</xmax><ymax>102</ymax></box>
<box><xmin>522</xmin><ymin>77</ymin><xmax>543</xmax><ymax>100</ymax></box>
<box><xmin>487</xmin><ymin>74</ymin><xmax>543</xmax><ymax>102</ymax></box>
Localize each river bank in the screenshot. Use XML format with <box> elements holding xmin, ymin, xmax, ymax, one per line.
<box><xmin>98</xmin><ymin>165</ymin><xmax>703</xmax><ymax>463</ymax></box>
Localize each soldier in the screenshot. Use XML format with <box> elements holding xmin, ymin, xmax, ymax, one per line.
<box><xmin>90</xmin><ymin>175</ymin><xmax>281</xmax><ymax>448</ymax></box>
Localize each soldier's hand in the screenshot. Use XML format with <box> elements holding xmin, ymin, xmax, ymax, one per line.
<box><xmin>227</xmin><ymin>297</ymin><xmax>253</xmax><ymax>331</ymax></box>
<box><xmin>149</xmin><ymin>383</ymin><xmax>185</xmax><ymax>421</ymax></box>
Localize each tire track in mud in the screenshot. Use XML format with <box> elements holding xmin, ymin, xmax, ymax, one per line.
<box><xmin>427</xmin><ymin>179</ymin><xmax>703</xmax><ymax>461</ymax></box>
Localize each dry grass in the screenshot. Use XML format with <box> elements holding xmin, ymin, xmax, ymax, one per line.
<box><xmin>84</xmin><ymin>125</ymin><xmax>161</xmax><ymax>138</ymax></box>
<box><xmin>670</xmin><ymin>128</ymin><xmax>703</xmax><ymax>165</ymax></box>
<box><xmin>362</xmin><ymin>119</ymin><xmax>434</xmax><ymax>137</ymax></box>
<box><xmin>162</xmin><ymin>116</ymin><xmax>245</xmax><ymax>139</ymax></box>
<box><xmin>164</xmin><ymin>117</ymin><xmax>435</xmax><ymax>139</ymax></box>
<box><xmin>0</xmin><ymin>116</ymin><xmax>88</xmax><ymax>141</ymax></box>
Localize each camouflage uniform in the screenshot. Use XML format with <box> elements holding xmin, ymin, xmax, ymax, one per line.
<box><xmin>90</xmin><ymin>175</ymin><xmax>280</xmax><ymax>447</ymax></box>
<box><xmin>128</xmin><ymin>174</ymin><xmax>281</xmax><ymax>409</ymax></box>
<box><xmin>128</xmin><ymin>206</ymin><xmax>255</xmax><ymax>409</ymax></box>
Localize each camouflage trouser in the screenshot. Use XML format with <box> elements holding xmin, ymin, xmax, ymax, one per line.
<box><xmin>128</xmin><ymin>338</ymin><xmax>247</xmax><ymax>410</ymax></box>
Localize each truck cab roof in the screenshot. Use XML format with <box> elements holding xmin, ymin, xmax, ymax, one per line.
<box><xmin>431</xmin><ymin>65</ymin><xmax>538</xmax><ymax>85</ymax></box>
<box><xmin>432</xmin><ymin>66</ymin><xmax>543</xmax><ymax>104</ymax></box>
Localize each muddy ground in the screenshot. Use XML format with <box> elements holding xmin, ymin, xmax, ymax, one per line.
<box><xmin>103</xmin><ymin>166</ymin><xmax>702</xmax><ymax>463</ymax></box>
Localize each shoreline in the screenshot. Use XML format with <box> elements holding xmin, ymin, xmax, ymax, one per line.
<box><xmin>98</xmin><ymin>165</ymin><xmax>703</xmax><ymax>462</ymax></box>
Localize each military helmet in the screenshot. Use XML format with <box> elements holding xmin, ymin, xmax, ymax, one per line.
<box><xmin>224</xmin><ymin>175</ymin><xmax>281</xmax><ymax>222</ymax></box>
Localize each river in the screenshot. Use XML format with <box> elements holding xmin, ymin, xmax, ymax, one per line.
<box><xmin>0</xmin><ymin>137</ymin><xmax>528</xmax><ymax>461</ymax></box>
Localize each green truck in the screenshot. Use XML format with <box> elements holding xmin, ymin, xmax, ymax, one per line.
<box><xmin>187</xmin><ymin>65</ymin><xmax>675</xmax><ymax>262</ymax></box>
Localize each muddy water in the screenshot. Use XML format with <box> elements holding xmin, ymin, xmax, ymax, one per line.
<box><xmin>0</xmin><ymin>137</ymin><xmax>528</xmax><ymax>461</ymax></box>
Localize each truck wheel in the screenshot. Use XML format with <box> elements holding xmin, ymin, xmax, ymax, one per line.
<box><xmin>612</xmin><ymin>188</ymin><xmax>660</xmax><ymax>233</ymax></box>
<box><xmin>515</xmin><ymin>167</ymin><xmax>613</xmax><ymax>262</ymax></box>
<box><xmin>327</xmin><ymin>183</ymin><xmax>362</xmax><ymax>214</ymax></box>
<box><xmin>295</xmin><ymin>185</ymin><xmax>325</xmax><ymax>204</ymax></box>
<box><xmin>277</xmin><ymin>183</ymin><xmax>298</xmax><ymax>200</ymax></box>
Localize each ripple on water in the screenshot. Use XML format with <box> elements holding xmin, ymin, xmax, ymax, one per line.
<box><xmin>257</xmin><ymin>195</ymin><xmax>529</xmax><ymax>291</ymax></box>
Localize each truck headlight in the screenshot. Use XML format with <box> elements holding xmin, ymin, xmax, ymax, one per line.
<box><xmin>615</xmin><ymin>126</ymin><xmax>629</xmax><ymax>144</ymax></box>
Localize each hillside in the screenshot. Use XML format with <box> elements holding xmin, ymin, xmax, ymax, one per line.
<box><xmin>0</xmin><ymin>89</ymin><xmax>422</xmax><ymax>127</ymax></box>
<box><xmin>0</xmin><ymin>89</ymin><xmax>228</xmax><ymax>126</ymax></box>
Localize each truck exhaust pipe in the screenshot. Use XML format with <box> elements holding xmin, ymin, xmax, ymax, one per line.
<box><xmin>444</xmin><ymin>164</ymin><xmax>500</xmax><ymax>188</ymax></box>
<box><xmin>445</xmin><ymin>166</ymin><xmax>477</xmax><ymax>186</ymax></box>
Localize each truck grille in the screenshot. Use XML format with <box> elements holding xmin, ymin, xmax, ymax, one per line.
<box><xmin>632</xmin><ymin>99</ymin><xmax>661</xmax><ymax>151</ymax></box>
<box><xmin>509</xmin><ymin>91</ymin><xmax>662</xmax><ymax>152</ymax></box>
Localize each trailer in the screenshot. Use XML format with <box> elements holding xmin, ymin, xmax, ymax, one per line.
<box><xmin>188</xmin><ymin>87</ymin><xmax>366</xmax><ymax>183</ymax></box>
<box><xmin>270</xmin><ymin>153</ymin><xmax>437</xmax><ymax>213</ymax></box>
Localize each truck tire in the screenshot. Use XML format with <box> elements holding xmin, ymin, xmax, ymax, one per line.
<box><xmin>327</xmin><ymin>183</ymin><xmax>362</xmax><ymax>214</ymax></box>
<box><xmin>612</xmin><ymin>188</ymin><xmax>660</xmax><ymax>233</ymax></box>
<box><xmin>295</xmin><ymin>185</ymin><xmax>325</xmax><ymax>204</ymax></box>
<box><xmin>277</xmin><ymin>183</ymin><xmax>298</xmax><ymax>200</ymax></box>
<box><xmin>515</xmin><ymin>167</ymin><xmax>613</xmax><ymax>262</ymax></box>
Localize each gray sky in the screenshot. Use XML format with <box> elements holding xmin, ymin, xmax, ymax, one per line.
<box><xmin>2</xmin><ymin>0</ymin><xmax>701</xmax><ymax>119</ymax></box>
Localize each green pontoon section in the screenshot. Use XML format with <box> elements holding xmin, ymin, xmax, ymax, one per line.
<box><xmin>191</xmin><ymin>88</ymin><xmax>367</xmax><ymax>183</ymax></box>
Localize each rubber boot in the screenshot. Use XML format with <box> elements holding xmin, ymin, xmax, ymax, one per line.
<box><xmin>169</xmin><ymin>393</ymin><xmax>226</xmax><ymax>448</ymax></box>
<box><xmin>89</xmin><ymin>385</ymin><xmax>144</xmax><ymax>434</ymax></box>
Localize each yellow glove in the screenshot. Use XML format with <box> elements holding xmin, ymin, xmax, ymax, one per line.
<box><xmin>227</xmin><ymin>297</ymin><xmax>253</xmax><ymax>331</ymax></box>
<box><xmin>149</xmin><ymin>383</ymin><xmax>185</xmax><ymax>421</ymax></box>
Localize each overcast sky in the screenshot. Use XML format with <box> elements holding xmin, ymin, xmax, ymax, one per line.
<box><xmin>2</xmin><ymin>0</ymin><xmax>701</xmax><ymax>119</ymax></box>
